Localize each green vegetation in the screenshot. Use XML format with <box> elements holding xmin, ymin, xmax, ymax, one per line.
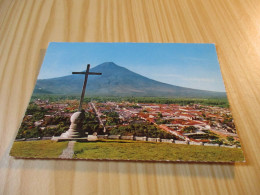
<box><xmin>26</xmin><ymin>103</ymin><xmax>46</xmax><ymax>115</ymax></box>
<box><xmin>31</xmin><ymin>94</ymin><xmax>80</xmax><ymax>102</ymax></box>
<box><xmin>155</xmin><ymin>118</ymin><xmax>171</xmax><ymax>124</ymax></box>
<box><xmin>109</xmin><ymin>123</ymin><xmax>179</xmax><ymax>139</ymax></box>
<box><xmin>16</xmin><ymin>116</ymin><xmax>71</xmax><ymax>139</ymax></box>
<box><xmin>9</xmin><ymin>139</ymin><xmax>244</xmax><ymax>162</ymax></box>
<box><xmin>129</xmin><ymin>104</ymin><xmax>142</xmax><ymax>108</ymax></box>
<box><xmin>31</xmin><ymin>95</ymin><xmax>229</xmax><ymax>108</ymax></box>
<box><xmin>73</xmin><ymin>140</ymin><xmax>244</xmax><ymax>162</ymax></box>
<box><xmin>82</xmin><ymin>112</ymin><xmax>103</xmax><ymax>135</ymax></box>
<box><xmin>225</xmin><ymin>136</ymin><xmax>241</xmax><ymax>147</ymax></box>
<box><xmin>188</xmin><ymin>130</ymin><xmax>219</xmax><ymax>140</ymax></box>
<box><xmin>16</xmin><ymin>111</ymin><xmax>102</xmax><ymax>139</ymax></box>
<box><xmin>227</xmin><ymin>136</ymin><xmax>234</xmax><ymax>142</ymax></box>
<box><xmin>182</xmin><ymin>126</ymin><xmax>197</xmax><ymax>133</ymax></box>
<box><xmin>211</xmin><ymin>139</ymin><xmax>224</xmax><ymax>145</ymax></box>
<box><xmin>93</xmin><ymin>97</ymin><xmax>229</xmax><ymax>107</ymax></box>
<box><xmin>104</xmin><ymin>111</ymin><xmax>121</xmax><ymax>126</ymax></box>
<box><xmin>10</xmin><ymin>140</ymin><xmax>68</xmax><ymax>158</ymax></box>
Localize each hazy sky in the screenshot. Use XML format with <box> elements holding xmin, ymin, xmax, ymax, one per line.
<box><xmin>39</xmin><ymin>42</ymin><xmax>226</xmax><ymax>92</ymax></box>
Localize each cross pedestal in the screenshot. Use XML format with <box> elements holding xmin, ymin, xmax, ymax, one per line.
<box><xmin>60</xmin><ymin>111</ymin><xmax>86</xmax><ymax>138</ymax></box>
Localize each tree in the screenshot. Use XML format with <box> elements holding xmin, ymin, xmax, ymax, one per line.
<box><xmin>211</xmin><ymin>139</ymin><xmax>223</xmax><ymax>145</ymax></box>
<box><xmin>227</xmin><ymin>136</ymin><xmax>234</xmax><ymax>142</ymax></box>
<box><xmin>182</xmin><ymin>126</ymin><xmax>197</xmax><ymax>133</ymax></box>
<box><xmin>157</xmin><ymin>112</ymin><xmax>163</xmax><ymax>118</ymax></box>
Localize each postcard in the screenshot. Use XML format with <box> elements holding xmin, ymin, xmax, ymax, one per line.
<box><xmin>10</xmin><ymin>42</ymin><xmax>245</xmax><ymax>162</ymax></box>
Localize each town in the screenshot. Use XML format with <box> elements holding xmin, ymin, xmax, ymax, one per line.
<box><xmin>16</xmin><ymin>98</ymin><xmax>241</xmax><ymax>147</ymax></box>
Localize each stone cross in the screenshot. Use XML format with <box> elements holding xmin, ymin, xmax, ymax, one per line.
<box><xmin>72</xmin><ymin>64</ymin><xmax>102</xmax><ymax>111</ymax></box>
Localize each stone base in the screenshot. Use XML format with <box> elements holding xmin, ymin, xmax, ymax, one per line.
<box><xmin>59</xmin><ymin>128</ymin><xmax>82</xmax><ymax>139</ymax></box>
<box><xmin>51</xmin><ymin>136</ymin><xmax>98</xmax><ymax>142</ymax></box>
<box><xmin>51</xmin><ymin>137</ymin><xmax>87</xmax><ymax>142</ymax></box>
<box><xmin>58</xmin><ymin>111</ymin><xmax>86</xmax><ymax>139</ymax></box>
<box><xmin>87</xmin><ymin>135</ymin><xmax>98</xmax><ymax>141</ymax></box>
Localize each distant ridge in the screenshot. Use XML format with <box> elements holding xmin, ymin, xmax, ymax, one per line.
<box><xmin>34</xmin><ymin>62</ymin><xmax>226</xmax><ymax>98</ymax></box>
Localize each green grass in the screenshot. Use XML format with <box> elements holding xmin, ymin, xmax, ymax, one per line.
<box><xmin>9</xmin><ymin>140</ymin><xmax>245</xmax><ymax>162</ymax></box>
<box><xmin>10</xmin><ymin>140</ymin><xmax>68</xmax><ymax>158</ymax></box>
<box><xmin>73</xmin><ymin>139</ymin><xmax>244</xmax><ymax>162</ymax></box>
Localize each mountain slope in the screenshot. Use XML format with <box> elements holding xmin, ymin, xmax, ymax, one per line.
<box><xmin>35</xmin><ymin>62</ymin><xmax>226</xmax><ymax>98</ymax></box>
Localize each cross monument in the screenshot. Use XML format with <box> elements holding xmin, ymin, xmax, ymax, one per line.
<box><xmin>53</xmin><ymin>64</ymin><xmax>102</xmax><ymax>140</ymax></box>
<box><xmin>72</xmin><ymin>64</ymin><xmax>102</xmax><ymax>111</ymax></box>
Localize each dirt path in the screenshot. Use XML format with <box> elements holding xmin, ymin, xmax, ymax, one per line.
<box><xmin>59</xmin><ymin>141</ymin><xmax>76</xmax><ymax>159</ymax></box>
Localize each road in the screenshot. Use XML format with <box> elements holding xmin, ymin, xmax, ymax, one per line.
<box><xmin>89</xmin><ymin>102</ymin><xmax>106</xmax><ymax>133</ymax></box>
